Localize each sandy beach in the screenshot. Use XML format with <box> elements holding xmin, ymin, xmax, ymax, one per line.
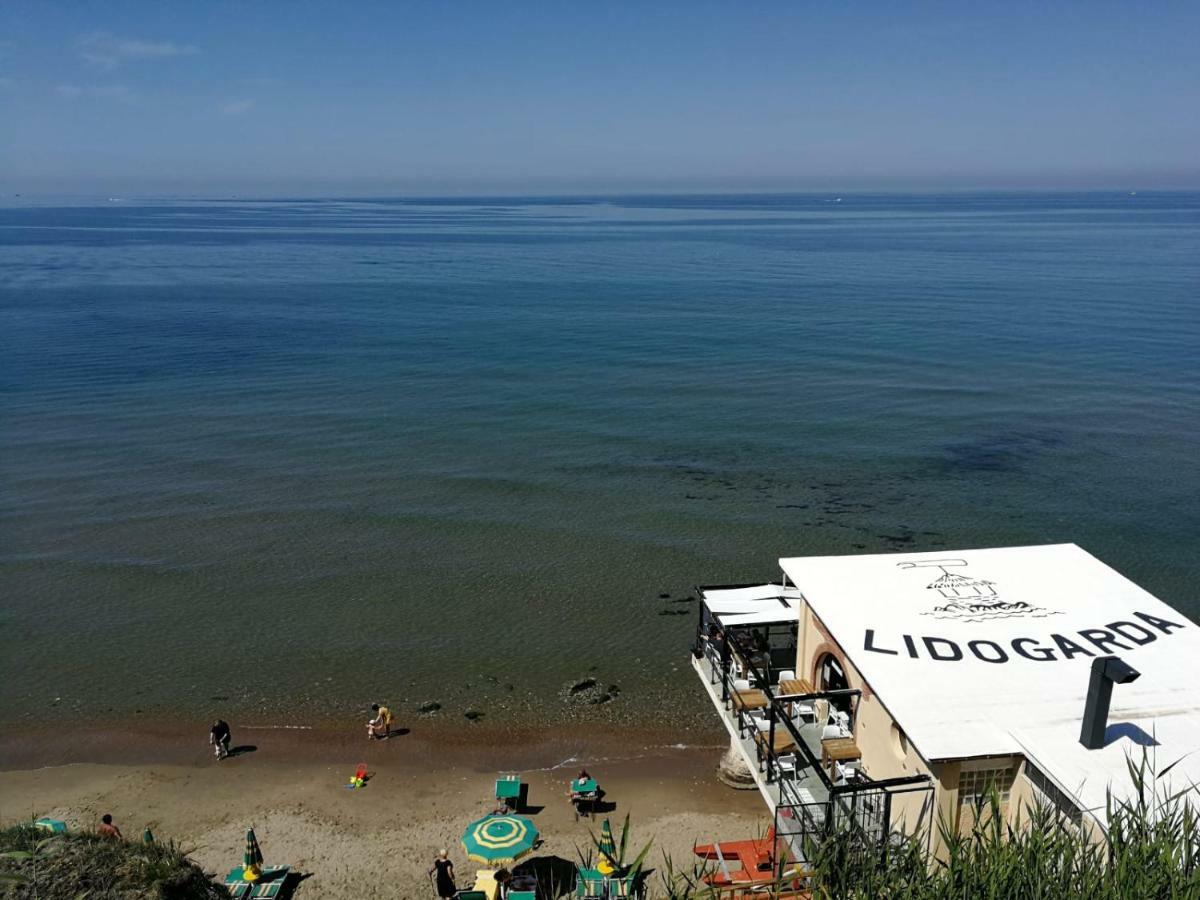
<box><xmin>0</xmin><ymin>721</ymin><xmax>766</xmax><ymax>899</ymax></box>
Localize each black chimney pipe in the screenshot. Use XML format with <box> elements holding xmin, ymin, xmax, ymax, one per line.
<box><xmin>1080</xmin><ymin>655</ymin><xmax>1141</xmax><ymax>750</ymax></box>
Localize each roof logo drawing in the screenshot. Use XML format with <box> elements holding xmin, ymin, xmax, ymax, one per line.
<box><xmin>897</xmin><ymin>558</ymin><xmax>1063</xmax><ymax>623</ymax></box>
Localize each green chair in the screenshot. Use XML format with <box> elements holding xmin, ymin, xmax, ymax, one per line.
<box><xmin>495</xmin><ymin>773</ymin><xmax>523</xmax><ymax>811</ymax></box>
<box><xmin>575</xmin><ymin>867</ymin><xmax>638</xmax><ymax>900</ymax></box>
<box><xmin>569</xmin><ymin>778</ymin><xmax>601</xmax><ymax>820</ymax></box>
<box><xmin>508</xmin><ymin>892</ymin><xmax>537</xmax><ymax>900</ymax></box>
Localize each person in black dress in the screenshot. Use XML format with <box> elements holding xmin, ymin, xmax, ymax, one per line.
<box><xmin>429</xmin><ymin>849</ymin><xmax>456</xmax><ymax>898</ymax></box>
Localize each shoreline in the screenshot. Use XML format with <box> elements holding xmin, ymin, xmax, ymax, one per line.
<box><xmin>0</xmin><ymin>720</ymin><xmax>765</xmax><ymax>899</ymax></box>
<box><xmin>0</xmin><ymin>718</ymin><xmax>729</xmax><ymax>772</ymax></box>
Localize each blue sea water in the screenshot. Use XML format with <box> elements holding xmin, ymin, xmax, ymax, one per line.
<box><xmin>1</xmin><ymin>193</ymin><xmax>1198</xmax><ymax>729</ymax></box>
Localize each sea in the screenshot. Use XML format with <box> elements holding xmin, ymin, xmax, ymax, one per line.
<box><xmin>1</xmin><ymin>192</ymin><xmax>1198</xmax><ymax>731</ymax></box>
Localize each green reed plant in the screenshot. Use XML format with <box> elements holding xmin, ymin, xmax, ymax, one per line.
<box><xmin>797</xmin><ymin>750</ymin><xmax>1200</xmax><ymax>900</ymax></box>
<box><xmin>655</xmin><ymin>849</ymin><xmax>715</xmax><ymax>900</ymax></box>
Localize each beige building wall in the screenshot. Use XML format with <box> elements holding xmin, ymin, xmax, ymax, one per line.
<box><xmin>796</xmin><ymin>602</ymin><xmax>1034</xmax><ymax>853</ymax></box>
<box><xmin>1012</xmin><ymin>769</ymin><xmax>1106</xmax><ymax>845</ymax></box>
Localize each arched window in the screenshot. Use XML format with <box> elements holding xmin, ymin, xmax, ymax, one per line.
<box><xmin>816</xmin><ymin>652</ymin><xmax>851</xmax><ymax>713</ymax></box>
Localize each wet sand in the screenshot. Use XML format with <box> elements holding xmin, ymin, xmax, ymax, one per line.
<box><xmin>0</xmin><ymin>721</ymin><xmax>767</xmax><ymax>899</ymax></box>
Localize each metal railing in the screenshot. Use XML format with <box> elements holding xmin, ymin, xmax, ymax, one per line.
<box><xmin>774</xmin><ymin>780</ymin><xmax>935</xmax><ymax>878</ymax></box>
<box><xmin>694</xmin><ymin>596</ymin><xmax>934</xmax><ymax>870</ymax></box>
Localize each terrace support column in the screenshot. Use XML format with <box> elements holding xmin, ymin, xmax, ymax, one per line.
<box><xmin>717</xmin><ymin>734</ymin><xmax>757</xmax><ymax>790</ymax></box>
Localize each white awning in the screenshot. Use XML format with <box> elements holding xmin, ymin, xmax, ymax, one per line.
<box><xmin>699</xmin><ymin>584</ymin><xmax>803</xmax><ymax>615</ymax></box>
<box><xmin>717</xmin><ymin>609</ymin><xmax>799</xmax><ymax>627</ymax></box>
<box><xmin>779</xmin><ymin>544</ymin><xmax>1200</xmax><ymax>828</ymax></box>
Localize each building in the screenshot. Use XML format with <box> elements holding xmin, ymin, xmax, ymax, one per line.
<box><xmin>691</xmin><ymin>543</ymin><xmax>1200</xmax><ymax>867</ymax></box>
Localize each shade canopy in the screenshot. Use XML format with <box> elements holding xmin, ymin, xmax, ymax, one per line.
<box><xmin>461</xmin><ymin>814</ymin><xmax>538</xmax><ymax>865</ymax></box>
<box><xmin>700</xmin><ymin>584</ymin><xmax>802</xmax><ymax>628</ymax></box>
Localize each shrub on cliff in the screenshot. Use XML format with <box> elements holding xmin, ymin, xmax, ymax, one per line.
<box><xmin>0</xmin><ymin>823</ymin><xmax>226</xmax><ymax>899</ymax></box>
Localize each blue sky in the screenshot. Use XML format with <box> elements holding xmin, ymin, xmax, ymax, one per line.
<box><xmin>2</xmin><ymin>1</ymin><xmax>1198</xmax><ymax>194</ymax></box>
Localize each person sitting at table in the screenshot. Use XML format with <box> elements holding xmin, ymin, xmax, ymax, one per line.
<box><xmin>568</xmin><ymin>769</ymin><xmax>592</xmax><ymax>802</ymax></box>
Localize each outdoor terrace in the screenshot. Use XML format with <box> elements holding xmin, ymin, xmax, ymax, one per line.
<box><xmin>691</xmin><ymin>584</ymin><xmax>933</xmax><ymax>871</ymax></box>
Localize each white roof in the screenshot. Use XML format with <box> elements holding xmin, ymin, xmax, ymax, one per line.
<box><xmin>779</xmin><ymin>544</ymin><xmax>1200</xmax><ymax>826</ymax></box>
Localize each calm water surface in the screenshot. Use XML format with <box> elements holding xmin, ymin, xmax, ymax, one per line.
<box><xmin>1</xmin><ymin>193</ymin><xmax>1198</xmax><ymax>729</ymax></box>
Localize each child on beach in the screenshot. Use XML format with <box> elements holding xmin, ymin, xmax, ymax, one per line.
<box><xmin>210</xmin><ymin>719</ymin><xmax>231</xmax><ymax>760</ymax></box>
<box><xmin>367</xmin><ymin>703</ymin><xmax>393</xmax><ymax>740</ymax></box>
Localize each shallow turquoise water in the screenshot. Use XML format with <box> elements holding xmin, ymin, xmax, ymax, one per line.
<box><xmin>1</xmin><ymin>193</ymin><xmax>1198</xmax><ymax>728</ymax></box>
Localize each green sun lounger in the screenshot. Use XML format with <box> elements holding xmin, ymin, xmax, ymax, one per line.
<box><xmin>575</xmin><ymin>867</ymin><xmax>634</xmax><ymax>900</ymax></box>
<box><xmin>224</xmin><ymin>865</ymin><xmax>290</xmax><ymax>898</ymax></box>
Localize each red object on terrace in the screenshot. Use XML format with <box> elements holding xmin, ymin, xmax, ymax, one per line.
<box><xmin>693</xmin><ymin>827</ymin><xmax>777</xmax><ymax>886</ymax></box>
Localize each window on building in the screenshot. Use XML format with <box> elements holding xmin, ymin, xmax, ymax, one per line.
<box><xmin>816</xmin><ymin>653</ymin><xmax>851</xmax><ymax>713</ymax></box>
<box><xmin>958</xmin><ymin>763</ymin><xmax>1018</xmax><ymax>806</ymax></box>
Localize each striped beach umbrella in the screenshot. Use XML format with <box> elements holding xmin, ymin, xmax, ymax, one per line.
<box><xmin>461</xmin><ymin>814</ymin><xmax>538</xmax><ymax>865</ymax></box>
<box><xmin>242</xmin><ymin>827</ymin><xmax>264</xmax><ymax>882</ymax></box>
<box><xmin>597</xmin><ymin>818</ymin><xmax>617</xmax><ymax>874</ymax></box>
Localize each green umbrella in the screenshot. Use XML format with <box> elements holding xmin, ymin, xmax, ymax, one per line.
<box><xmin>242</xmin><ymin>827</ymin><xmax>264</xmax><ymax>881</ymax></box>
<box><xmin>597</xmin><ymin>818</ymin><xmax>618</xmax><ymax>873</ymax></box>
<box><xmin>598</xmin><ymin>818</ymin><xmax>617</xmax><ymax>860</ymax></box>
<box><xmin>461</xmin><ymin>814</ymin><xmax>538</xmax><ymax>865</ymax></box>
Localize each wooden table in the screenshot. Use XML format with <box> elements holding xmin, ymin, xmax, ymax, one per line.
<box><xmin>732</xmin><ymin>689</ymin><xmax>769</xmax><ymax>711</ymax></box>
<box><xmin>821</xmin><ymin>737</ymin><xmax>861</xmax><ymax>778</ymax></box>
<box><xmin>777</xmin><ymin>678</ymin><xmax>814</xmax><ymax>696</ymax></box>
<box><xmin>755</xmin><ymin>729</ymin><xmax>797</xmax><ymax>756</ymax></box>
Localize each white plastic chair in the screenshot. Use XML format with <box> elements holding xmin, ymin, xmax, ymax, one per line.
<box><xmin>776</xmin><ymin>669</ymin><xmax>796</xmax><ymax>685</ymax></box>
<box><xmin>733</xmin><ymin>678</ymin><xmax>751</xmax><ymax>692</ymax></box>
<box><xmin>751</xmin><ymin>712</ymin><xmax>773</xmax><ymax>732</ymax></box>
<box><xmin>821</xmin><ymin>724</ymin><xmax>843</xmax><ymax>740</ymax></box>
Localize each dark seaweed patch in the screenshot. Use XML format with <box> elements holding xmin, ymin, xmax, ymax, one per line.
<box><xmin>939</xmin><ymin>431</ymin><xmax>1065</xmax><ymax>473</ymax></box>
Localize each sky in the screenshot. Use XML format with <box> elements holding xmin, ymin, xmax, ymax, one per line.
<box><xmin>1</xmin><ymin>1</ymin><xmax>1198</xmax><ymax>195</ymax></box>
